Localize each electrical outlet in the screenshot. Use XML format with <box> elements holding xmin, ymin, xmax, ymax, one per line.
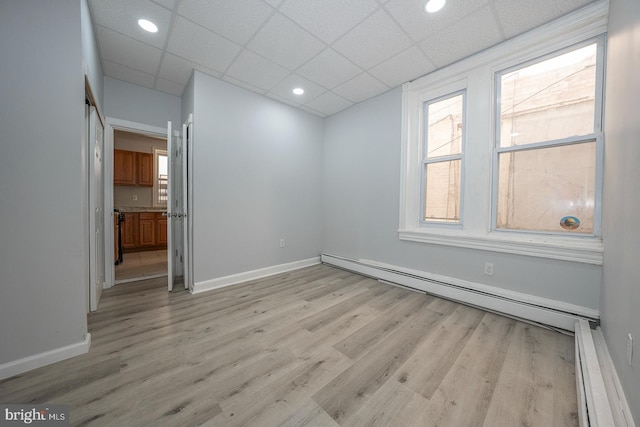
<box><xmin>133</xmin><ymin>195</ymin><xmax>138</xmax><ymax>201</ymax></box>
<box><xmin>279</xmin><ymin>239</ymin><xmax>285</xmax><ymax>248</ymax></box>
<box><xmin>627</xmin><ymin>334</ymin><xmax>633</xmax><ymax>365</ymax></box>
<box><xmin>483</xmin><ymin>262</ymin><xmax>494</xmax><ymax>276</ymax></box>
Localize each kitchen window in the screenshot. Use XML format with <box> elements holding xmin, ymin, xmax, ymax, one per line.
<box><xmin>154</xmin><ymin>148</ymin><xmax>168</xmax><ymax>207</ymax></box>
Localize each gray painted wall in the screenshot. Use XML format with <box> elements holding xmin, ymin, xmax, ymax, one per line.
<box><xmin>322</xmin><ymin>88</ymin><xmax>602</xmax><ymax>310</ymax></box>
<box><xmin>0</xmin><ymin>1</ymin><xmax>88</xmax><ymax>364</ymax></box>
<box><xmin>191</xmin><ymin>71</ymin><xmax>324</xmax><ymax>283</ymax></box>
<box><xmin>81</xmin><ymin>0</ymin><xmax>103</xmax><ymax>106</ymax></box>
<box><xmin>104</xmin><ymin>77</ymin><xmax>181</xmax><ymax>129</ymax></box>
<box><xmin>601</xmin><ymin>0</ymin><xmax>640</xmax><ymax>420</ymax></box>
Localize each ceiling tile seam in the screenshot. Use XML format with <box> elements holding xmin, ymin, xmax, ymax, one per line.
<box><xmin>230</xmin><ymin>9</ymin><xmax>340</xmax><ymax>95</ymax></box>
<box><xmin>265</xmin><ymin>75</ymin><xmax>330</xmax><ymax>106</ymax></box>
<box><xmin>285</xmin><ymin>48</ymin><xmax>365</xmax><ymax>91</ymax></box>
<box><xmin>487</xmin><ymin>0</ymin><xmax>507</xmax><ymax>40</ymax></box>
<box><xmin>337</xmin><ymin>70</ymin><xmax>391</xmax><ymax>96</ymax></box>
<box><xmin>324</xmin><ymin>8</ymin><xmax>428</xmax><ymax>73</ymax></box>
<box><xmin>152</xmin><ymin>1</ymin><xmax>182</xmax><ymax>91</ymax></box>
<box><xmin>324</xmin><ymin>4</ymin><xmax>384</xmax><ymax>51</ymax></box>
<box><xmin>95</xmin><ymin>23</ymin><xmax>166</xmax><ymax>58</ymax></box>
<box><xmin>382</xmin><ymin>43</ymin><xmax>437</xmax><ymax>80</ymax></box>
<box><xmin>313</xmin><ymin>90</ymin><xmax>353</xmax><ymax>109</ymax></box>
<box><xmin>381</xmin><ymin>3</ymin><xmax>423</xmax><ymax>45</ymax></box>
<box><xmin>170</xmin><ymin>14</ymin><xmax>246</xmax><ymax>56</ymax></box>
<box><xmin>101</xmin><ymin>55</ymin><xmax>158</xmax><ymax>80</ymax></box>
<box><xmin>218</xmin><ymin>5</ymin><xmax>279</xmax><ymax>78</ymax></box>
<box><xmin>149</xmin><ymin>0</ymin><xmax>173</xmax><ymax>13</ymax></box>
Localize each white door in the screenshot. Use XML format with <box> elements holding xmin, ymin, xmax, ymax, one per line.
<box><xmin>182</xmin><ymin>118</ymin><xmax>191</xmax><ymax>290</ymax></box>
<box><xmin>89</xmin><ymin>106</ymin><xmax>105</xmax><ymax>311</ymax></box>
<box><xmin>166</xmin><ymin>119</ymin><xmax>193</xmax><ymax>292</ymax></box>
<box><xmin>167</xmin><ymin>121</ymin><xmax>175</xmax><ymax>291</ymax></box>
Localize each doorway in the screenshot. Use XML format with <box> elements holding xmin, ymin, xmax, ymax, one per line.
<box><xmin>112</xmin><ymin>129</ymin><xmax>168</xmax><ymax>284</ymax></box>
<box><xmin>102</xmin><ymin>117</ymin><xmax>193</xmax><ymax>294</ymax></box>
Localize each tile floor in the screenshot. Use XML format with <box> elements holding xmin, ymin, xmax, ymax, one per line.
<box><xmin>115</xmin><ymin>249</ymin><xmax>167</xmax><ymax>282</ymax></box>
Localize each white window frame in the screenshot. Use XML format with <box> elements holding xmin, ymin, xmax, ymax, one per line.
<box><xmin>491</xmin><ymin>37</ymin><xmax>605</xmax><ymax>237</ymax></box>
<box><xmin>153</xmin><ymin>148</ymin><xmax>168</xmax><ymax>207</ymax></box>
<box><xmin>399</xmin><ymin>1</ymin><xmax>607</xmax><ymax>265</ymax></box>
<box><xmin>420</xmin><ymin>89</ymin><xmax>467</xmax><ymax>228</ymax></box>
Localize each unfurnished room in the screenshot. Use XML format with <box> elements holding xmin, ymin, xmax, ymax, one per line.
<box><xmin>0</xmin><ymin>0</ymin><xmax>638</xmax><ymax>425</ymax></box>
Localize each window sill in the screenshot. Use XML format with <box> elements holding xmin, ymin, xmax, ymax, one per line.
<box><xmin>398</xmin><ymin>229</ymin><xmax>603</xmax><ymax>265</ymax></box>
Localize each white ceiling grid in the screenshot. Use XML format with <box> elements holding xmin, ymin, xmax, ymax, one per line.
<box><xmin>89</xmin><ymin>0</ymin><xmax>597</xmax><ymax>117</ymax></box>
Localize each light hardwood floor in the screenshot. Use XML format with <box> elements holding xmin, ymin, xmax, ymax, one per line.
<box><xmin>0</xmin><ymin>264</ymin><xmax>578</xmax><ymax>426</ymax></box>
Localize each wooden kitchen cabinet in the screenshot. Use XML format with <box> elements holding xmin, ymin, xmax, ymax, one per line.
<box><xmin>138</xmin><ymin>213</ymin><xmax>156</xmax><ymax>247</ymax></box>
<box><xmin>137</xmin><ymin>152</ymin><xmax>154</xmax><ymax>187</ymax></box>
<box><xmin>122</xmin><ymin>212</ymin><xmax>138</xmax><ymax>249</ymax></box>
<box><xmin>156</xmin><ymin>213</ymin><xmax>167</xmax><ymax>245</ymax></box>
<box><xmin>121</xmin><ymin>211</ymin><xmax>167</xmax><ymax>253</ymax></box>
<box><xmin>113</xmin><ymin>149</ymin><xmax>136</xmax><ymax>185</ymax></box>
<box><xmin>113</xmin><ymin>150</ymin><xmax>154</xmax><ymax>187</ymax></box>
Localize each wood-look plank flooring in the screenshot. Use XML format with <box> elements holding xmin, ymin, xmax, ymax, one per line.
<box><xmin>0</xmin><ymin>264</ymin><xmax>579</xmax><ymax>426</ymax></box>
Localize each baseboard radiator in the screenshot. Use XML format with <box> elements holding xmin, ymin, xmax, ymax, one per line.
<box><xmin>575</xmin><ymin>320</ymin><xmax>635</xmax><ymax>427</ymax></box>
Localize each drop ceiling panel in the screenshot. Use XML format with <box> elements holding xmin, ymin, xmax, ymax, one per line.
<box><xmin>167</xmin><ymin>16</ymin><xmax>242</xmax><ymax>73</ymax></box>
<box><xmin>150</xmin><ymin>0</ymin><xmax>175</xmax><ymax>10</ymax></box>
<box><xmin>419</xmin><ymin>6</ymin><xmax>503</xmax><ymax>68</ymax></box>
<box><xmin>158</xmin><ymin>53</ymin><xmax>222</xmax><ymax>85</ymax></box>
<box><xmin>225</xmin><ymin>50</ymin><xmax>290</xmax><ymax>91</ymax></box>
<box><xmin>493</xmin><ymin>0</ymin><xmax>593</xmax><ymax>38</ymax></box>
<box><xmin>89</xmin><ymin>0</ymin><xmax>171</xmax><ymax>49</ymax></box>
<box><xmin>177</xmin><ymin>0</ymin><xmax>273</xmax><ymax>45</ymax></box>
<box><xmin>97</xmin><ymin>26</ymin><xmax>163</xmax><ymax>75</ymax></box>
<box><xmin>222</xmin><ymin>75</ymin><xmax>268</xmax><ymax>94</ymax></box>
<box><xmin>333</xmin><ymin>9</ymin><xmax>413</xmax><ymax>70</ymax></box>
<box><xmin>296</xmin><ymin>49</ymin><xmax>362</xmax><ymax>89</ymax></box>
<box><xmin>89</xmin><ymin>0</ymin><xmax>604</xmax><ymax>117</ymax></box>
<box><xmin>247</xmin><ymin>14</ymin><xmax>326</xmax><ymax>70</ymax></box>
<box><xmin>267</xmin><ymin>74</ymin><xmax>327</xmax><ymax>105</ymax></box>
<box><xmin>279</xmin><ymin>0</ymin><xmax>379</xmax><ymax>44</ymax></box>
<box><xmin>155</xmin><ymin>77</ymin><xmax>185</xmax><ymax>96</ymax></box>
<box><xmin>384</xmin><ymin>0</ymin><xmax>489</xmax><ymax>42</ymax></box>
<box><xmin>369</xmin><ymin>46</ymin><xmax>435</xmax><ymax>87</ymax></box>
<box><xmin>305</xmin><ymin>92</ymin><xmax>353</xmax><ymax>116</ymax></box>
<box><xmin>103</xmin><ymin>60</ymin><xmax>156</xmax><ymax>89</ymax></box>
<box><xmin>333</xmin><ymin>73</ymin><xmax>389</xmax><ymax>103</ymax></box>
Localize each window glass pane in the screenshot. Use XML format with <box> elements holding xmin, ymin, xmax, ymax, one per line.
<box><xmin>158</xmin><ymin>154</ymin><xmax>168</xmax><ymax>176</ymax></box>
<box><xmin>426</xmin><ymin>94</ymin><xmax>463</xmax><ymax>158</ymax></box>
<box><xmin>499</xmin><ymin>43</ymin><xmax>597</xmax><ymax>147</ymax></box>
<box><xmin>496</xmin><ymin>142</ymin><xmax>595</xmax><ymax>233</ymax></box>
<box><xmin>424</xmin><ymin>160</ymin><xmax>461</xmax><ymax>222</ymax></box>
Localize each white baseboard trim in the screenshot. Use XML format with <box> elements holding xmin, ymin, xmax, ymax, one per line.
<box><xmin>321</xmin><ymin>253</ymin><xmax>598</xmax><ymax>332</ymax></box>
<box><xmin>0</xmin><ymin>333</ymin><xmax>91</xmax><ymax>381</ymax></box>
<box><xmin>192</xmin><ymin>257</ymin><xmax>321</xmax><ymax>295</ymax></box>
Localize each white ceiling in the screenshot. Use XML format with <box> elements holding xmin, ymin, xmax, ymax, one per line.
<box><xmin>89</xmin><ymin>0</ymin><xmax>597</xmax><ymax>117</ymax></box>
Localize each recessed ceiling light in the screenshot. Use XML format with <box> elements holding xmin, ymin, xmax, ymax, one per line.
<box><xmin>425</xmin><ymin>0</ymin><xmax>446</xmax><ymax>13</ymax></box>
<box><xmin>138</xmin><ymin>19</ymin><xmax>158</xmax><ymax>33</ymax></box>
<box><xmin>293</xmin><ymin>88</ymin><xmax>304</xmax><ymax>95</ymax></box>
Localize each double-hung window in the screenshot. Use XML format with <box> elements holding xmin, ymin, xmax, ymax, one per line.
<box><xmin>493</xmin><ymin>39</ymin><xmax>604</xmax><ymax>235</ymax></box>
<box><xmin>400</xmin><ymin>2</ymin><xmax>606</xmax><ymax>263</ymax></box>
<box><xmin>422</xmin><ymin>92</ymin><xmax>465</xmax><ymax>224</ymax></box>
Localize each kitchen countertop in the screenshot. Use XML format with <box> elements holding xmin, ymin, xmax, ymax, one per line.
<box><xmin>115</xmin><ymin>206</ymin><xmax>167</xmax><ymax>213</ymax></box>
